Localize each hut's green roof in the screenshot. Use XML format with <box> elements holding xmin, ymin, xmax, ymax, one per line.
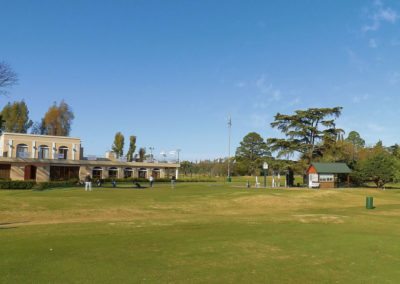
<box><xmin>311</xmin><ymin>163</ymin><xmax>351</xmax><ymax>174</ymax></box>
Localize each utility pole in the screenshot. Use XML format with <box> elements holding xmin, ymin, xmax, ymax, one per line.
<box><xmin>227</xmin><ymin>116</ymin><xmax>232</xmax><ymax>182</ymax></box>
<box><xmin>176</xmin><ymin>149</ymin><xmax>181</xmax><ymax>163</ymax></box>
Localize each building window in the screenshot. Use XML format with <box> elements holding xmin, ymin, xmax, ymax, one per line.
<box><xmin>58</xmin><ymin>146</ymin><xmax>68</xmax><ymax>160</ymax></box>
<box><xmin>92</xmin><ymin>167</ymin><xmax>103</xmax><ymax>179</ymax></box>
<box><xmin>50</xmin><ymin>166</ymin><xmax>79</xmax><ymax>181</ymax></box>
<box><xmin>108</xmin><ymin>167</ymin><xmax>118</xmax><ymax>179</ymax></box>
<box><xmin>16</xmin><ymin>144</ymin><xmax>29</xmax><ymax>158</ymax></box>
<box><xmin>138</xmin><ymin>168</ymin><xmax>147</xmax><ymax>178</ymax></box>
<box><xmin>124</xmin><ymin>168</ymin><xmax>133</xmax><ymax>178</ymax></box>
<box><xmin>319</xmin><ymin>174</ymin><xmax>334</xmax><ymax>182</ymax></box>
<box><xmin>38</xmin><ymin>145</ymin><xmax>50</xmax><ymax>159</ymax></box>
<box><xmin>152</xmin><ymin>168</ymin><xmax>160</xmax><ymax>179</ymax></box>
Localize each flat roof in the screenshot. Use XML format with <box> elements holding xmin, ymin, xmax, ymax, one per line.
<box><xmin>0</xmin><ymin>157</ymin><xmax>180</xmax><ymax>168</ymax></box>
<box><xmin>1</xmin><ymin>132</ymin><xmax>81</xmax><ymax>140</ymax></box>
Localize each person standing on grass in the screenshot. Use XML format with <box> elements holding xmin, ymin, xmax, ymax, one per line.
<box><xmin>171</xmin><ymin>175</ymin><xmax>176</xmax><ymax>188</ymax></box>
<box><xmin>85</xmin><ymin>174</ymin><xmax>92</xmax><ymax>191</ymax></box>
<box><xmin>149</xmin><ymin>175</ymin><xmax>154</xmax><ymax>188</ymax></box>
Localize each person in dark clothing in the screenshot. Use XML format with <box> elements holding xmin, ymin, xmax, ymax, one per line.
<box><xmin>84</xmin><ymin>175</ymin><xmax>92</xmax><ymax>191</ymax></box>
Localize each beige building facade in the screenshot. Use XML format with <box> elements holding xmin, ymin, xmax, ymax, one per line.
<box><xmin>0</xmin><ymin>133</ymin><xmax>179</xmax><ymax>182</ymax></box>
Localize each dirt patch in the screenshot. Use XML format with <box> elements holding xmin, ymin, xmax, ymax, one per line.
<box><xmin>292</xmin><ymin>214</ymin><xmax>348</xmax><ymax>224</ymax></box>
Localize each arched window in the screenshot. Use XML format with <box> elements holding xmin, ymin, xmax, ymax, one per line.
<box><xmin>38</xmin><ymin>145</ymin><xmax>50</xmax><ymax>159</ymax></box>
<box><xmin>58</xmin><ymin>146</ymin><xmax>68</xmax><ymax>160</ymax></box>
<box><xmin>92</xmin><ymin>167</ymin><xmax>103</xmax><ymax>179</ymax></box>
<box><xmin>16</xmin><ymin>144</ymin><xmax>29</xmax><ymax>158</ymax></box>
<box><xmin>138</xmin><ymin>168</ymin><xmax>147</xmax><ymax>179</ymax></box>
<box><xmin>124</xmin><ymin>167</ymin><xmax>133</xmax><ymax>178</ymax></box>
<box><xmin>108</xmin><ymin>167</ymin><xmax>118</xmax><ymax>179</ymax></box>
<box><xmin>152</xmin><ymin>168</ymin><xmax>161</xmax><ymax>179</ymax></box>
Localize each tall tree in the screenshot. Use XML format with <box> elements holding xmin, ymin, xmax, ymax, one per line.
<box><xmin>112</xmin><ymin>132</ymin><xmax>125</xmax><ymax>158</ymax></box>
<box><xmin>267</xmin><ymin>107</ymin><xmax>343</xmax><ymax>163</ymax></box>
<box><xmin>0</xmin><ymin>61</ymin><xmax>18</xmax><ymax>95</ymax></box>
<box><xmin>1</xmin><ymin>101</ymin><xmax>33</xmax><ymax>133</ymax></box>
<box><xmin>138</xmin><ymin>147</ymin><xmax>146</xmax><ymax>162</ymax></box>
<box><xmin>353</xmin><ymin>146</ymin><xmax>400</xmax><ymax>188</ymax></box>
<box><xmin>42</xmin><ymin>100</ymin><xmax>75</xmax><ymax>136</ymax></box>
<box><xmin>346</xmin><ymin>131</ymin><xmax>365</xmax><ymax>148</ymax></box>
<box><xmin>235</xmin><ymin>132</ymin><xmax>271</xmax><ymax>175</ymax></box>
<box><xmin>345</xmin><ymin>130</ymin><xmax>365</xmax><ymax>162</ymax></box>
<box><xmin>126</xmin><ymin>135</ymin><xmax>137</xmax><ymax>162</ymax></box>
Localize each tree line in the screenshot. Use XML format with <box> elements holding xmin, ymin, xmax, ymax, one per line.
<box><xmin>181</xmin><ymin>107</ymin><xmax>400</xmax><ymax>188</ymax></box>
<box><xmin>111</xmin><ymin>132</ymin><xmax>147</xmax><ymax>162</ymax></box>
<box><xmin>0</xmin><ymin>61</ymin><xmax>74</xmax><ymax>136</ymax></box>
<box><xmin>0</xmin><ymin>100</ymin><xmax>74</xmax><ymax>136</ymax></box>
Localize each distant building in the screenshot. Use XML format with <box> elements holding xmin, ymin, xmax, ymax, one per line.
<box><xmin>0</xmin><ymin>132</ymin><xmax>179</xmax><ymax>182</ymax></box>
<box><xmin>306</xmin><ymin>162</ymin><xmax>351</xmax><ymax>188</ymax></box>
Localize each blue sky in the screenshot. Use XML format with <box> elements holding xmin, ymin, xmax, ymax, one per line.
<box><xmin>1</xmin><ymin>0</ymin><xmax>399</xmax><ymax>160</ymax></box>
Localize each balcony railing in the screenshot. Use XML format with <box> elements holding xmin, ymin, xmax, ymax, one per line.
<box><xmin>16</xmin><ymin>152</ymin><xmax>31</xmax><ymax>158</ymax></box>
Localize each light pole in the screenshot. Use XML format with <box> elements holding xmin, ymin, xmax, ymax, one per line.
<box><xmin>263</xmin><ymin>162</ymin><xmax>268</xmax><ymax>188</ymax></box>
<box><xmin>227</xmin><ymin>116</ymin><xmax>232</xmax><ymax>182</ymax></box>
<box><xmin>176</xmin><ymin>149</ymin><xmax>181</xmax><ymax>163</ymax></box>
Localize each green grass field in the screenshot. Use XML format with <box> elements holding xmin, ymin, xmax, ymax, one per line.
<box><xmin>1</xmin><ymin>182</ymin><xmax>400</xmax><ymax>283</ymax></box>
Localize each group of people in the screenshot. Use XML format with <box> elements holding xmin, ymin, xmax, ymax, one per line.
<box><xmin>83</xmin><ymin>174</ymin><xmax>177</xmax><ymax>190</ymax></box>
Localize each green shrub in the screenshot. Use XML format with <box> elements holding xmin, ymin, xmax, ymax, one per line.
<box><xmin>0</xmin><ymin>180</ymin><xmax>36</xmax><ymax>190</ymax></box>
<box><xmin>35</xmin><ymin>179</ymin><xmax>79</xmax><ymax>190</ymax></box>
<box><xmin>176</xmin><ymin>177</ymin><xmax>217</xmax><ymax>183</ymax></box>
<box><xmin>102</xmin><ymin>178</ymin><xmax>149</xmax><ymax>183</ymax></box>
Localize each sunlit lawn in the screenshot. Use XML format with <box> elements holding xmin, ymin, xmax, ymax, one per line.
<box><xmin>1</xmin><ymin>182</ymin><xmax>400</xmax><ymax>283</ymax></box>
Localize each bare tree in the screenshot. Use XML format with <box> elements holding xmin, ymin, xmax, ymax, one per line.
<box><xmin>0</xmin><ymin>62</ymin><xmax>18</xmax><ymax>95</ymax></box>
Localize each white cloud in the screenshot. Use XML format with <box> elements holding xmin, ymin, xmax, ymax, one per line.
<box><xmin>388</xmin><ymin>72</ymin><xmax>400</xmax><ymax>84</ymax></box>
<box><xmin>254</xmin><ymin>74</ymin><xmax>282</xmax><ymax>108</ymax></box>
<box><xmin>352</xmin><ymin>94</ymin><xmax>370</xmax><ymax>103</ymax></box>
<box><xmin>256</xmin><ymin>74</ymin><xmax>272</xmax><ymax>94</ymax></box>
<box><xmin>289</xmin><ymin>97</ymin><xmax>301</xmax><ymax>106</ymax></box>
<box><xmin>367</xmin><ymin>123</ymin><xmax>385</xmax><ymax>132</ymax></box>
<box><xmin>235</xmin><ymin>81</ymin><xmax>246</xmax><ymax>88</ymax></box>
<box><xmin>362</xmin><ymin>2</ymin><xmax>398</xmax><ymax>32</ymax></box>
<box><xmin>369</xmin><ymin>38</ymin><xmax>378</xmax><ymax>48</ymax></box>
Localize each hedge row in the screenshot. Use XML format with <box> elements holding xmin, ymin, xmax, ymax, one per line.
<box><xmin>35</xmin><ymin>179</ymin><xmax>80</xmax><ymax>190</ymax></box>
<box><xmin>0</xmin><ymin>180</ymin><xmax>36</xmax><ymax>190</ymax></box>
<box><xmin>0</xmin><ymin>177</ymin><xmax>218</xmax><ymax>190</ymax></box>
<box><xmin>102</xmin><ymin>177</ymin><xmax>217</xmax><ymax>183</ymax></box>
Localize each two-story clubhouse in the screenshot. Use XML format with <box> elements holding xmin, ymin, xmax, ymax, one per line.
<box><xmin>0</xmin><ymin>132</ymin><xmax>180</xmax><ymax>182</ymax></box>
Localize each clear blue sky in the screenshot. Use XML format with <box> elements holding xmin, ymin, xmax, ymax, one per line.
<box><xmin>1</xmin><ymin>0</ymin><xmax>399</xmax><ymax>160</ymax></box>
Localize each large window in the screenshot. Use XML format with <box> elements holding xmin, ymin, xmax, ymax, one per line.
<box><xmin>124</xmin><ymin>167</ymin><xmax>133</xmax><ymax>178</ymax></box>
<box><xmin>152</xmin><ymin>169</ymin><xmax>160</xmax><ymax>179</ymax></box>
<box><xmin>38</xmin><ymin>145</ymin><xmax>50</xmax><ymax>159</ymax></box>
<box><xmin>16</xmin><ymin>144</ymin><xmax>29</xmax><ymax>158</ymax></box>
<box><xmin>108</xmin><ymin>167</ymin><xmax>118</xmax><ymax>179</ymax></box>
<box><xmin>50</xmin><ymin>166</ymin><xmax>79</xmax><ymax>181</ymax></box>
<box><xmin>92</xmin><ymin>167</ymin><xmax>103</xmax><ymax>179</ymax></box>
<box><xmin>58</xmin><ymin>146</ymin><xmax>68</xmax><ymax>160</ymax></box>
<box><xmin>138</xmin><ymin>168</ymin><xmax>147</xmax><ymax>178</ymax></box>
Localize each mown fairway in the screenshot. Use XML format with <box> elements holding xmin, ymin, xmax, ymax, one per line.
<box><xmin>1</xmin><ymin>183</ymin><xmax>400</xmax><ymax>283</ymax></box>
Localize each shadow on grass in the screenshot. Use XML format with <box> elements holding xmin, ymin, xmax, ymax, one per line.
<box><xmin>0</xmin><ymin>221</ymin><xmax>29</xmax><ymax>229</ymax></box>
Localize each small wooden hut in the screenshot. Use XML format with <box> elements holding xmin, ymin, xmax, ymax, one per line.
<box><xmin>306</xmin><ymin>163</ymin><xmax>352</xmax><ymax>188</ymax></box>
